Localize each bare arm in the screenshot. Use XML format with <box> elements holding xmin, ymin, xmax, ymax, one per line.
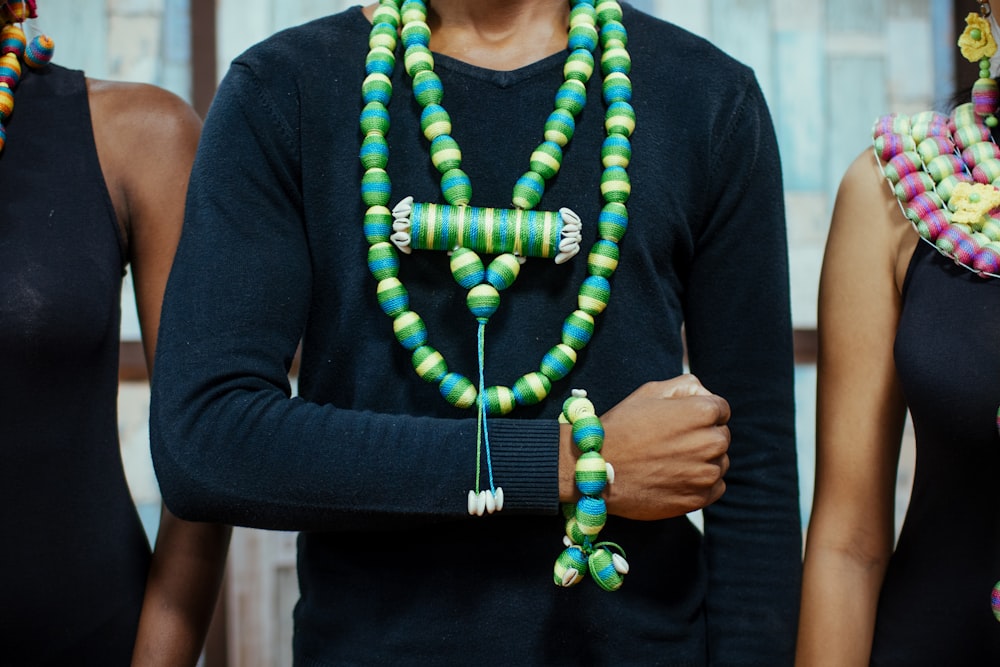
<box><xmin>796</xmin><ymin>151</ymin><xmax>915</xmax><ymax>666</ymax></box>
<box><xmin>86</xmin><ymin>79</ymin><xmax>231</xmax><ymax>667</ymax></box>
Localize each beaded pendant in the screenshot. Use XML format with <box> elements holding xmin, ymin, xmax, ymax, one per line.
<box><xmin>359</xmin><ymin>0</ymin><xmax>633</xmax><ymax>588</ymax></box>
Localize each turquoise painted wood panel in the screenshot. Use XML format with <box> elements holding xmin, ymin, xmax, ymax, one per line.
<box><xmin>827</xmin><ymin>0</ymin><xmax>884</xmax><ymax>33</ymax></box>
<box><xmin>774</xmin><ymin>29</ymin><xmax>826</xmax><ymax>191</ymax></box>
<box><xmin>827</xmin><ymin>55</ymin><xmax>887</xmax><ymax>204</ymax></box>
<box><xmin>39</xmin><ymin>0</ymin><xmax>109</xmax><ymax>79</ymax></box>
<box><xmin>711</xmin><ymin>0</ymin><xmax>774</xmax><ymax>102</ymax></box>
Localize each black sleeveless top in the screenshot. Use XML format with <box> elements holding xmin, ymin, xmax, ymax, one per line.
<box><xmin>872</xmin><ymin>240</ymin><xmax>1000</xmax><ymax>664</ymax></box>
<box><xmin>0</xmin><ymin>65</ymin><xmax>150</xmax><ymax>664</ymax></box>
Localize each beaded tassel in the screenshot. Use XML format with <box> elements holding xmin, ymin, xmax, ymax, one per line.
<box><xmin>359</xmin><ymin>0</ymin><xmax>633</xmax><ymax>570</ymax></box>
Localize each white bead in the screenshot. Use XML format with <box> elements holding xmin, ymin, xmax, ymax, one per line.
<box><xmin>563</xmin><ymin>535</ymin><xmax>572</xmax><ymax>547</ymax></box>
<box><xmin>494</xmin><ymin>486</ymin><xmax>504</xmax><ymax>511</ymax></box>
<box><xmin>612</xmin><ymin>553</ymin><xmax>630</xmax><ymax>575</ymax></box>
<box><xmin>476</xmin><ymin>490</ymin><xmax>488</xmax><ymax>516</ymax></box>
<box><xmin>467</xmin><ymin>490</ymin><xmax>478</xmax><ymax>515</ymax></box>
<box><xmin>485</xmin><ymin>490</ymin><xmax>497</xmax><ymax>514</ymax></box>
<box><xmin>606</xmin><ymin>461</ymin><xmax>615</xmax><ymax>484</ymax></box>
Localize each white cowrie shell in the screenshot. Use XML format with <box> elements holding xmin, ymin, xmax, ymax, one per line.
<box><xmin>467</xmin><ymin>490</ymin><xmax>478</xmax><ymax>515</ymax></box>
<box><xmin>612</xmin><ymin>553</ymin><xmax>630</xmax><ymax>575</ymax></box>
<box><xmin>606</xmin><ymin>462</ymin><xmax>615</xmax><ymax>484</ymax></box>
<box><xmin>561</xmin><ymin>567</ymin><xmax>580</xmax><ymax>587</ymax></box>
<box><xmin>485</xmin><ymin>490</ymin><xmax>497</xmax><ymax>514</ymax></box>
<box><xmin>476</xmin><ymin>490</ymin><xmax>488</xmax><ymax>516</ymax></box>
<box><xmin>494</xmin><ymin>487</ymin><xmax>504</xmax><ymax>511</ymax></box>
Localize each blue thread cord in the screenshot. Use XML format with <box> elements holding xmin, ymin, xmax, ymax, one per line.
<box><xmin>477</xmin><ymin>319</ymin><xmax>496</xmax><ymax>493</ymax></box>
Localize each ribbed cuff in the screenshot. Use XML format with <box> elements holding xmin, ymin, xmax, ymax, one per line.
<box><xmin>485</xmin><ymin>419</ymin><xmax>560</xmax><ymax>514</ymax></box>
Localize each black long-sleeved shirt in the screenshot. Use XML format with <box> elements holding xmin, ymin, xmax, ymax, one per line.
<box><xmin>152</xmin><ymin>5</ymin><xmax>801</xmax><ymax>664</ymax></box>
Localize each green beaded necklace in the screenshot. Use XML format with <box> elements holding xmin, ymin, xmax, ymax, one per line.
<box><xmin>360</xmin><ymin>0</ymin><xmax>633</xmax><ymax>590</ymax></box>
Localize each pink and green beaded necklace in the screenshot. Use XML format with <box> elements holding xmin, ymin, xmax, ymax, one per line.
<box><xmin>360</xmin><ymin>0</ymin><xmax>633</xmax><ymax>590</ymax></box>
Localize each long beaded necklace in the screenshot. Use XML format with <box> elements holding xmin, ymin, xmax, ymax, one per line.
<box><xmin>0</xmin><ymin>0</ymin><xmax>54</xmax><ymax>152</ymax></box>
<box><xmin>359</xmin><ymin>0</ymin><xmax>632</xmax><ymax>590</ymax></box>
<box><xmin>872</xmin><ymin>6</ymin><xmax>1000</xmax><ymax>624</ymax></box>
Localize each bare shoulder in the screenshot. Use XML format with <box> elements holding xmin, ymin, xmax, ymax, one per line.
<box><xmin>86</xmin><ymin>78</ymin><xmax>201</xmax><ymax>156</ymax></box>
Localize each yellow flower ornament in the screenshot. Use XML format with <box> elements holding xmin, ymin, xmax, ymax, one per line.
<box><xmin>959</xmin><ymin>12</ymin><xmax>998</xmax><ymax>63</ymax></box>
<box><xmin>949</xmin><ymin>182</ymin><xmax>1000</xmax><ymax>227</ymax></box>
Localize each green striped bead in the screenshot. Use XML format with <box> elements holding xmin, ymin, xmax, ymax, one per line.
<box><xmin>481</xmin><ymin>385</ymin><xmax>516</xmax><ymax>416</ymax></box>
<box><xmin>485</xmin><ymin>253</ymin><xmax>521</xmax><ymax>290</ymax></box>
<box><xmin>361</xmin><ymin>168</ymin><xmax>392</xmax><ymax>206</ymax></box>
<box><xmin>602</xmin><ymin>71</ymin><xmax>632</xmax><ymax>104</ymax></box>
<box><xmin>404</xmin><ymin>45</ymin><xmax>434</xmax><ymax>76</ymax></box>
<box><xmin>563</xmin><ymin>517</ymin><xmax>588</xmax><ymax>546</ymax></box>
<box><xmin>578</xmin><ymin>275</ymin><xmax>611</xmax><ymax>314</ymax></box>
<box><xmin>439</xmin><ymin>372</ymin><xmax>477</xmax><ymax>409</ymax></box>
<box><xmin>605</xmin><ymin>101</ymin><xmax>636</xmax><ymax>137</ymax></box>
<box><xmin>529</xmin><ymin>141</ymin><xmax>564</xmax><ymax>180</ymax></box>
<box><xmin>367</xmin><ymin>241</ymin><xmax>399</xmax><ymax>280</ymax></box>
<box><xmin>553</xmin><ymin>545</ymin><xmax>587</xmax><ymax>586</ymax></box>
<box><xmin>562</xmin><ymin>309</ymin><xmax>595</xmax><ymax>350</ymax></box>
<box><xmin>554</xmin><ymin>79</ymin><xmax>588</xmax><ymax>116</ymax></box>
<box><xmin>363</xmin><ymin>205</ymin><xmax>393</xmax><ymax>244</ymax></box>
<box><xmin>399</xmin><ymin>0</ymin><xmax>425</xmax><ymax>24</ymax></box>
<box><xmin>572</xmin><ymin>414</ymin><xmax>605</xmax><ymax>452</ymax></box>
<box><xmin>589</xmin><ymin>548</ymin><xmax>624</xmax><ymax>592</ymax></box>
<box><xmin>600</xmin><ymin>20</ymin><xmax>628</xmax><ymax>48</ymax></box>
<box><xmin>412</xmin><ymin>70</ymin><xmax>444</xmax><ymax>107</ymax></box>
<box><xmin>595</xmin><ymin>0</ymin><xmax>624</xmax><ymax>25</ymax></box>
<box><xmin>563</xmin><ymin>49</ymin><xmax>595</xmax><ymax>82</ymax></box>
<box><xmin>600</xmin><ymin>165</ymin><xmax>631</xmax><ymax>203</ymax></box>
<box><xmin>588</xmin><ymin>239</ymin><xmax>620</xmax><ymax>278</ymax></box>
<box><xmin>511</xmin><ymin>371</ymin><xmax>552</xmax><ymax>406</ymax></box>
<box><xmin>430</xmin><ymin>134</ymin><xmax>462</xmax><ymax>172</ymax></box>
<box><xmin>569</xmin><ymin>2</ymin><xmax>597</xmax><ymax>27</ymax></box>
<box><xmin>368</xmin><ymin>23</ymin><xmax>397</xmax><ymax>51</ymax></box>
<box><xmin>362</xmin><ymin>73</ymin><xmax>392</xmax><ymax>106</ymax></box>
<box><xmin>575</xmin><ymin>495</ymin><xmax>606</xmax><ymax>535</ymax></box>
<box><xmin>359</xmin><ymin>101</ymin><xmax>390</xmax><ymax>136</ymax></box>
<box><xmin>601</xmin><ymin>134</ymin><xmax>631</xmax><ymax>169</ymax></box>
<box><xmin>567</xmin><ymin>23</ymin><xmax>598</xmax><ymax>52</ymax></box>
<box><xmin>400</xmin><ymin>19</ymin><xmax>430</xmax><ymax>48</ymax></box>
<box><xmin>365</xmin><ymin>45</ymin><xmax>395</xmax><ymax>77</ymax></box>
<box><xmin>412</xmin><ymin>345</ymin><xmax>448</xmax><ymax>383</ymax></box>
<box><xmin>392</xmin><ymin>310</ymin><xmax>427</xmax><ymax>350</ymax></box>
<box><xmin>540</xmin><ymin>343</ymin><xmax>578</xmax><ymax>381</ymax></box>
<box><xmin>360</xmin><ymin>133</ymin><xmax>389</xmax><ymax>170</ymax></box>
<box><xmin>440</xmin><ymin>168</ymin><xmax>472</xmax><ymax>205</ymax></box>
<box><xmin>376</xmin><ymin>277</ymin><xmax>409</xmax><ymax>316</ymax></box>
<box><xmin>982</xmin><ymin>217</ymin><xmax>1000</xmax><ymax>241</ymax></box>
<box><xmin>544</xmin><ymin>108</ymin><xmax>576</xmax><ymax>146</ymax></box>
<box><xmin>449</xmin><ymin>247</ymin><xmax>485</xmax><ymax>288</ymax></box>
<box><xmin>420</xmin><ymin>103</ymin><xmax>452</xmax><ymax>140</ymax></box>
<box><xmin>598</xmin><ymin>201</ymin><xmax>628</xmax><ymax>241</ymax></box>
<box><xmin>467</xmin><ymin>284</ymin><xmax>500</xmax><ymax>320</ymax></box>
<box><xmin>512</xmin><ymin>171</ymin><xmax>545</xmax><ymax>209</ymax></box>
<box><xmin>371</xmin><ymin>4</ymin><xmax>399</xmax><ymax>29</ymax></box>
<box><xmin>601</xmin><ymin>45</ymin><xmax>631</xmax><ymax>75</ymax></box>
<box><xmin>575</xmin><ymin>451</ymin><xmax>607</xmax><ymax>495</ymax></box>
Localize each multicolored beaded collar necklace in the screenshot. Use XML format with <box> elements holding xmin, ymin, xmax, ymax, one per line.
<box><xmin>0</xmin><ymin>0</ymin><xmax>54</xmax><ymax>152</ymax></box>
<box><xmin>359</xmin><ymin>0</ymin><xmax>633</xmax><ymax>590</ymax></box>
<box><xmin>872</xmin><ymin>7</ymin><xmax>1000</xmax><ymax>625</ymax></box>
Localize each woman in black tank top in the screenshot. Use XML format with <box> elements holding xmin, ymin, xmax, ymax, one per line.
<box><xmin>0</xmin><ymin>3</ymin><xmax>228</xmax><ymax>664</ymax></box>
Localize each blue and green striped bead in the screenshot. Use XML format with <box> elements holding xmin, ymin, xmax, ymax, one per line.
<box><xmin>486</xmin><ymin>253</ymin><xmax>521</xmax><ymax>290</ymax></box>
<box><xmin>572</xmin><ymin>414</ymin><xmax>605</xmax><ymax>452</ymax></box>
<box><xmin>600</xmin><ymin>135</ymin><xmax>631</xmax><ymax>169</ymax></box>
<box><xmin>467</xmin><ymin>284</ymin><xmax>501</xmax><ymax>320</ymax></box>
<box><xmin>365</xmin><ymin>45</ymin><xmax>395</xmax><ymax>78</ymax></box>
<box><xmin>540</xmin><ymin>343</ymin><xmax>578</xmax><ymax>381</ymax></box>
<box><xmin>512</xmin><ymin>171</ymin><xmax>545</xmax><ymax>209</ymax></box>
<box><xmin>602</xmin><ymin>71</ymin><xmax>631</xmax><ymax>104</ymax></box>
<box><xmin>439</xmin><ymin>372</ymin><xmax>477</xmax><ymax>409</ymax></box>
<box><xmin>481</xmin><ymin>385</ymin><xmax>516</xmax><ymax>416</ymax></box>
<box><xmin>376</xmin><ymin>277</ymin><xmax>409</xmax><ymax>316</ymax></box>
<box><xmin>575</xmin><ymin>451</ymin><xmax>608</xmax><ymax>495</ymax></box>
<box><xmin>512</xmin><ymin>371</ymin><xmax>552</xmax><ymax>406</ymax></box>
<box><xmin>361</xmin><ymin>167</ymin><xmax>392</xmax><ymax>206</ymax></box>
<box><xmin>360</xmin><ymin>101</ymin><xmax>390</xmax><ymax>136</ymax></box>
<box><xmin>371</xmin><ymin>3</ymin><xmax>399</xmax><ymax>28</ymax></box>
<box><xmin>529</xmin><ymin>141</ymin><xmax>564</xmax><ymax>180</ymax></box>
<box><xmin>605</xmin><ymin>101</ymin><xmax>636</xmax><ymax>137</ymax></box>
<box><xmin>563</xmin><ymin>517</ymin><xmax>589</xmax><ymax>547</ymax></box>
<box><xmin>420</xmin><ymin>103</ymin><xmax>452</xmax><ymax>140</ymax></box>
<box><xmin>400</xmin><ymin>19</ymin><xmax>430</xmax><ymax>48</ymax></box>
<box><xmin>544</xmin><ymin>108</ymin><xmax>576</xmax><ymax>146</ymax></box>
<box><xmin>404</xmin><ymin>44</ymin><xmax>434</xmax><ymax>76</ymax></box>
<box><xmin>562</xmin><ymin>310</ymin><xmax>595</xmax><ymax>350</ymax></box>
<box><xmin>399</xmin><ymin>0</ymin><xmax>425</xmax><ymax>24</ymax></box>
<box><xmin>600</xmin><ymin>19</ymin><xmax>628</xmax><ymax>48</ymax></box>
<box><xmin>575</xmin><ymin>495</ymin><xmax>607</xmax><ymax>535</ymax></box>
<box><xmin>554</xmin><ymin>79</ymin><xmax>588</xmax><ymax>116</ymax></box>
<box><xmin>362</xmin><ymin>73</ymin><xmax>392</xmax><ymax>106</ymax></box>
<box><xmin>589</xmin><ymin>548</ymin><xmax>624</xmax><ymax>592</ymax></box>
<box><xmin>441</xmin><ymin>168</ymin><xmax>472</xmax><ymax>205</ymax></box>
<box><xmin>601</xmin><ymin>45</ymin><xmax>631</xmax><ymax>75</ymax></box>
<box><xmin>392</xmin><ymin>311</ymin><xmax>428</xmax><ymax>350</ymax></box>
<box><xmin>588</xmin><ymin>239</ymin><xmax>621</xmax><ymax>278</ymax></box>
<box><xmin>449</xmin><ymin>247</ymin><xmax>486</xmax><ymax>288</ymax></box>
<box><xmin>567</xmin><ymin>23</ymin><xmax>598</xmax><ymax>52</ymax></box>
<box><xmin>569</xmin><ymin>1</ymin><xmax>597</xmax><ymax>27</ymax></box>
<box><xmin>563</xmin><ymin>49</ymin><xmax>595</xmax><ymax>82</ymax></box>
<box><xmin>363</xmin><ymin>205</ymin><xmax>393</xmax><ymax>244</ymax></box>
<box><xmin>430</xmin><ymin>134</ymin><xmax>462</xmax><ymax>172</ymax></box>
<box><xmin>367</xmin><ymin>241</ymin><xmax>399</xmax><ymax>280</ymax></box>
<box><xmin>553</xmin><ymin>546</ymin><xmax>588</xmax><ymax>586</ymax></box>
<box><xmin>598</xmin><ymin>202</ymin><xmax>628</xmax><ymax>242</ymax></box>
<box><xmin>360</xmin><ymin>133</ymin><xmax>389</xmax><ymax>170</ymax></box>
<box><xmin>595</xmin><ymin>0</ymin><xmax>624</xmax><ymax>24</ymax></box>
<box><xmin>368</xmin><ymin>22</ymin><xmax>397</xmax><ymax>51</ymax></box>
<box><xmin>600</xmin><ymin>165</ymin><xmax>631</xmax><ymax>203</ymax></box>
<box><xmin>578</xmin><ymin>275</ymin><xmax>611</xmax><ymax>314</ymax></box>
<box><xmin>413</xmin><ymin>70</ymin><xmax>444</xmax><ymax>107</ymax></box>
<box><xmin>412</xmin><ymin>345</ymin><xmax>448</xmax><ymax>383</ymax></box>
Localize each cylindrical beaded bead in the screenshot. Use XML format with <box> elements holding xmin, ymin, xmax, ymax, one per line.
<box><xmin>540</xmin><ymin>343</ymin><xmax>578</xmax><ymax>381</ymax></box>
<box><xmin>486</xmin><ymin>253</ymin><xmax>521</xmax><ymax>290</ymax></box>
<box><xmin>438</xmin><ymin>372</ymin><xmax>477</xmax><ymax>409</ymax></box>
<box><xmin>602</xmin><ymin>71</ymin><xmax>631</xmax><ymax>104</ymax></box>
<box><xmin>575</xmin><ymin>451</ymin><xmax>608</xmax><ymax>495</ymax></box>
<box><xmin>512</xmin><ymin>171</ymin><xmax>545</xmax><ymax>209</ymax></box>
<box><xmin>575</xmin><ymin>496</ymin><xmax>607</xmax><ymax>535</ymax></box>
<box><xmin>600</xmin><ymin>165</ymin><xmax>631</xmax><ymax>203</ymax></box>
<box><xmin>572</xmin><ymin>414</ymin><xmax>605</xmax><ymax>452</ymax></box>
<box><xmin>412</xmin><ymin>345</ymin><xmax>448</xmax><ymax>383</ymax></box>
<box><xmin>440</xmin><ymin>168</ymin><xmax>472</xmax><ymax>205</ymax></box>
<box><xmin>362</xmin><ymin>73</ymin><xmax>392</xmax><ymax>106</ymax></box>
<box><xmin>512</xmin><ymin>371</ymin><xmax>552</xmax><ymax>406</ymax></box>
<box><xmin>420</xmin><ymin>103</ymin><xmax>451</xmax><ymax>140</ymax></box>
<box><xmin>361</xmin><ymin>168</ymin><xmax>392</xmax><ymax>206</ymax></box>
<box><xmin>562</xmin><ymin>309</ymin><xmax>596</xmax><ymax>350</ymax></box>
<box><xmin>578</xmin><ymin>275</ymin><xmax>611</xmax><ymax>314</ymax></box>
<box><xmin>588</xmin><ymin>239</ymin><xmax>621</xmax><ymax>278</ymax></box>
<box><xmin>360</xmin><ymin>134</ymin><xmax>390</xmax><ymax>170</ymax></box>
<box><xmin>449</xmin><ymin>248</ymin><xmax>486</xmax><ymax>289</ymax></box>
<box><xmin>925</xmin><ymin>153</ymin><xmax>964</xmax><ymax>182</ymax></box>
<box><xmin>376</xmin><ymin>277</ymin><xmax>409</xmax><ymax>316</ymax></box>
<box><xmin>467</xmin><ymin>284</ymin><xmax>501</xmax><ymax>320</ymax></box>
<box><xmin>393</xmin><ymin>311</ymin><xmax>428</xmax><ymax>350</ymax></box>
<box><xmin>481</xmin><ymin>385</ymin><xmax>517</xmax><ymax>416</ymax></box>
<box><xmin>365</xmin><ymin>45</ymin><xmax>395</xmax><ymax>77</ymax></box>
<box><xmin>429</xmin><ymin>134</ymin><xmax>462</xmax><ymax>172</ymax></box>
<box><xmin>367</xmin><ymin>241</ymin><xmax>399</xmax><ymax>280</ymax></box>
<box><xmin>544</xmin><ymin>108</ymin><xmax>576</xmax><ymax>146</ymax></box>
<box><xmin>529</xmin><ymin>140</ymin><xmax>564</xmax><ymax>180</ymax></box>
<box><xmin>893</xmin><ymin>171</ymin><xmax>935</xmax><ymax>202</ymax></box>
<box><xmin>601</xmin><ymin>135</ymin><xmax>631</xmax><ymax>169</ymax></box>
<box><xmin>404</xmin><ymin>45</ymin><xmax>434</xmax><ymax>76</ymax></box>
<box><xmin>567</xmin><ymin>23</ymin><xmax>598</xmax><ymax>52</ymax></box>
<box><xmin>360</xmin><ymin>102</ymin><xmax>390</xmax><ymax>135</ymax></box>
<box><xmin>605</xmin><ymin>101</ymin><xmax>635</xmax><ymax>137</ymax></box>
<box><xmin>563</xmin><ymin>49</ymin><xmax>595</xmax><ymax>82</ymax></box>
<box><xmin>554</xmin><ymin>79</ymin><xmax>588</xmax><ymax>116</ymax></box>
